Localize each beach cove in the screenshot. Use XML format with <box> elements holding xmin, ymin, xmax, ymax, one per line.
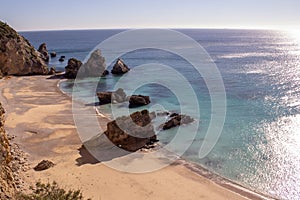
<box><xmin>0</xmin><ymin>75</ymin><xmax>260</xmax><ymax>200</ymax></box>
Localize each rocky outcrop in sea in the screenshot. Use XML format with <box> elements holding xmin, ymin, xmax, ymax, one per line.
<box><xmin>103</xmin><ymin>110</ymin><xmax>157</xmax><ymax>151</ymax></box>
<box><xmin>81</xmin><ymin>49</ymin><xmax>108</xmax><ymax>77</ymax></box>
<box><xmin>97</xmin><ymin>88</ymin><xmax>127</xmax><ymax>104</ymax></box>
<box><xmin>37</xmin><ymin>43</ymin><xmax>49</xmax><ymax>63</ymax></box>
<box><xmin>160</xmin><ymin>113</ymin><xmax>194</xmax><ymax>130</ymax></box>
<box><xmin>64</xmin><ymin>58</ymin><xmax>82</xmax><ymax>79</ymax></box>
<box><xmin>111</xmin><ymin>58</ymin><xmax>130</xmax><ymax>75</ymax></box>
<box><xmin>129</xmin><ymin>95</ymin><xmax>151</xmax><ymax>108</ymax></box>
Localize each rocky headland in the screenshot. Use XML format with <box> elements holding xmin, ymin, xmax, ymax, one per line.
<box><xmin>0</xmin><ymin>21</ymin><xmax>49</xmax><ymax>76</ymax></box>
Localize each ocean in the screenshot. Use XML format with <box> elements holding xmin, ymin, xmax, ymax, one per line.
<box><xmin>21</xmin><ymin>29</ymin><xmax>300</xmax><ymax>199</ymax></box>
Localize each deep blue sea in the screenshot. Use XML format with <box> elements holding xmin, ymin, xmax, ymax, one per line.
<box><xmin>21</xmin><ymin>29</ymin><xmax>300</xmax><ymax>199</ymax></box>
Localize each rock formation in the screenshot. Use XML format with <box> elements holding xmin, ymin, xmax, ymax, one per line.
<box><xmin>104</xmin><ymin>110</ymin><xmax>157</xmax><ymax>151</ymax></box>
<box><xmin>160</xmin><ymin>113</ymin><xmax>194</xmax><ymax>130</ymax></box>
<box><xmin>129</xmin><ymin>95</ymin><xmax>151</xmax><ymax>108</ymax></box>
<box><xmin>59</xmin><ymin>56</ymin><xmax>65</xmax><ymax>62</ymax></box>
<box><xmin>50</xmin><ymin>52</ymin><xmax>56</xmax><ymax>58</ymax></box>
<box><xmin>82</xmin><ymin>49</ymin><xmax>108</xmax><ymax>77</ymax></box>
<box><xmin>37</xmin><ymin>43</ymin><xmax>49</xmax><ymax>62</ymax></box>
<box><xmin>102</xmin><ymin>70</ymin><xmax>109</xmax><ymax>77</ymax></box>
<box><xmin>97</xmin><ymin>88</ymin><xmax>127</xmax><ymax>104</ymax></box>
<box><xmin>111</xmin><ymin>58</ymin><xmax>130</xmax><ymax>75</ymax></box>
<box><xmin>0</xmin><ymin>21</ymin><xmax>48</xmax><ymax>76</ymax></box>
<box><xmin>0</xmin><ymin>103</ymin><xmax>15</xmax><ymax>199</ymax></box>
<box><xmin>34</xmin><ymin>160</ymin><xmax>55</xmax><ymax>171</ymax></box>
<box><xmin>64</xmin><ymin>58</ymin><xmax>82</xmax><ymax>79</ymax></box>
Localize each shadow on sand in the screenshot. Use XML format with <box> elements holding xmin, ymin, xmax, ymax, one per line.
<box><xmin>75</xmin><ymin>134</ymin><xmax>132</xmax><ymax>166</ymax></box>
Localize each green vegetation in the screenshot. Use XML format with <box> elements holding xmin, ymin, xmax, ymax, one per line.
<box><xmin>17</xmin><ymin>181</ymin><xmax>91</xmax><ymax>200</ymax></box>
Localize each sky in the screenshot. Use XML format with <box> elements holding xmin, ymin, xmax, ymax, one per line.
<box><xmin>1</xmin><ymin>0</ymin><xmax>300</xmax><ymax>31</ymax></box>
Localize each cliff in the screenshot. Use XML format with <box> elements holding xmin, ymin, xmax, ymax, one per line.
<box><xmin>0</xmin><ymin>103</ymin><xmax>15</xmax><ymax>199</ymax></box>
<box><xmin>0</xmin><ymin>21</ymin><xmax>48</xmax><ymax>76</ymax></box>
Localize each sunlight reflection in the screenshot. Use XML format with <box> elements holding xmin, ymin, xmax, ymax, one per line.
<box><xmin>286</xmin><ymin>29</ymin><xmax>300</xmax><ymax>45</ymax></box>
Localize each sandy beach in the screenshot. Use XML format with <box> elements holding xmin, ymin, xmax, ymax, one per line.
<box><xmin>0</xmin><ymin>75</ymin><xmax>259</xmax><ymax>200</ymax></box>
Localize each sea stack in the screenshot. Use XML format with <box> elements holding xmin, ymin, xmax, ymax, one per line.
<box><xmin>111</xmin><ymin>58</ymin><xmax>130</xmax><ymax>75</ymax></box>
<box><xmin>81</xmin><ymin>49</ymin><xmax>108</xmax><ymax>77</ymax></box>
<box><xmin>38</xmin><ymin>43</ymin><xmax>50</xmax><ymax>62</ymax></box>
<box><xmin>64</xmin><ymin>58</ymin><xmax>82</xmax><ymax>79</ymax></box>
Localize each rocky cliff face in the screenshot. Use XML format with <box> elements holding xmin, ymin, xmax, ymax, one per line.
<box><xmin>0</xmin><ymin>103</ymin><xmax>15</xmax><ymax>199</ymax></box>
<box><xmin>0</xmin><ymin>21</ymin><xmax>49</xmax><ymax>76</ymax></box>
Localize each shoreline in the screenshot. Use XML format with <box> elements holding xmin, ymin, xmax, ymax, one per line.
<box><xmin>0</xmin><ymin>75</ymin><xmax>269</xmax><ymax>200</ymax></box>
<box><xmin>58</xmin><ymin>76</ymin><xmax>272</xmax><ymax>200</ymax></box>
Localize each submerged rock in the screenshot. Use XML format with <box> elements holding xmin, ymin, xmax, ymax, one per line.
<box><xmin>104</xmin><ymin>110</ymin><xmax>157</xmax><ymax>151</ymax></box>
<box><xmin>64</xmin><ymin>58</ymin><xmax>82</xmax><ymax>79</ymax></box>
<box><xmin>58</xmin><ymin>56</ymin><xmax>65</xmax><ymax>62</ymax></box>
<box><xmin>0</xmin><ymin>21</ymin><xmax>48</xmax><ymax>76</ymax></box>
<box><xmin>50</xmin><ymin>52</ymin><xmax>57</xmax><ymax>58</ymax></box>
<box><xmin>161</xmin><ymin>114</ymin><xmax>194</xmax><ymax>130</ymax></box>
<box><xmin>129</xmin><ymin>95</ymin><xmax>151</xmax><ymax>108</ymax></box>
<box><xmin>111</xmin><ymin>58</ymin><xmax>130</xmax><ymax>75</ymax></box>
<box><xmin>102</xmin><ymin>69</ymin><xmax>109</xmax><ymax>77</ymax></box>
<box><xmin>97</xmin><ymin>88</ymin><xmax>127</xmax><ymax>104</ymax></box>
<box><xmin>34</xmin><ymin>160</ymin><xmax>54</xmax><ymax>171</ymax></box>
<box><xmin>38</xmin><ymin>43</ymin><xmax>49</xmax><ymax>62</ymax></box>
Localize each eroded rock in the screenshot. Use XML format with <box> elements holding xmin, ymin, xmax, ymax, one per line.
<box><xmin>81</xmin><ymin>49</ymin><xmax>107</xmax><ymax>77</ymax></box>
<box><xmin>104</xmin><ymin>110</ymin><xmax>157</xmax><ymax>151</ymax></box>
<box><xmin>33</xmin><ymin>160</ymin><xmax>54</xmax><ymax>171</ymax></box>
<box><xmin>111</xmin><ymin>58</ymin><xmax>130</xmax><ymax>75</ymax></box>
<box><xmin>0</xmin><ymin>21</ymin><xmax>49</xmax><ymax>76</ymax></box>
<box><xmin>38</xmin><ymin>43</ymin><xmax>49</xmax><ymax>62</ymax></box>
<box><xmin>129</xmin><ymin>95</ymin><xmax>151</xmax><ymax>108</ymax></box>
<box><xmin>161</xmin><ymin>113</ymin><xmax>194</xmax><ymax>130</ymax></box>
<box><xmin>97</xmin><ymin>88</ymin><xmax>127</xmax><ymax>104</ymax></box>
<box><xmin>64</xmin><ymin>58</ymin><xmax>82</xmax><ymax>79</ymax></box>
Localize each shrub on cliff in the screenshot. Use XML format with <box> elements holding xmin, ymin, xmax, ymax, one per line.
<box><xmin>17</xmin><ymin>181</ymin><xmax>91</xmax><ymax>200</ymax></box>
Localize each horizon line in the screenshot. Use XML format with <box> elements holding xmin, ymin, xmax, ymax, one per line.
<box><xmin>18</xmin><ymin>26</ymin><xmax>284</xmax><ymax>33</ymax></box>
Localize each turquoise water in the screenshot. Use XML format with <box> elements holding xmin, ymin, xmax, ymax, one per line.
<box><xmin>22</xmin><ymin>29</ymin><xmax>300</xmax><ymax>199</ymax></box>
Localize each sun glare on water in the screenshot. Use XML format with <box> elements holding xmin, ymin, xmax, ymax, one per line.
<box><xmin>286</xmin><ymin>29</ymin><xmax>300</xmax><ymax>44</ymax></box>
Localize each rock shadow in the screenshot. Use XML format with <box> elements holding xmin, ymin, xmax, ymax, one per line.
<box><xmin>76</xmin><ymin>134</ymin><xmax>131</xmax><ymax>166</ymax></box>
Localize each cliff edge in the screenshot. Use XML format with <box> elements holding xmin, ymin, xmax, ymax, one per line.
<box><xmin>0</xmin><ymin>21</ymin><xmax>48</xmax><ymax>76</ymax></box>
<box><xmin>0</xmin><ymin>103</ymin><xmax>15</xmax><ymax>199</ymax></box>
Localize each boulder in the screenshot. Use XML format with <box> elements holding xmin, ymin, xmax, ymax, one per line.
<box><xmin>38</xmin><ymin>43</ymin><xmax>49</xmax><ymax>62</ymax></box>
<box><xmin>97</xmin><ymin>88</ymin><xmax>126</xmax><ymax>104</ymax></box>
<box><xmin>111</xmin><ymin>58</ymin><xmax>130</xmax><ymax>75</ymax></box>
<box><xmin>0</xmin><ymin>21</ymin><xmax>48</xmax><ymax>76</ymax></box>
<box><xmin>33</xmin><ymin>160</ymin><xmax>54</xmax><ymax>171</ymax></box>
<box><xmin>58</xmin><ymin>56</ymin><xmax>65</xmax><ymax>62</ymax></box>
<box><xmin>157</xmin><ymin>111</ymin><xmax>170</xmax><ymax>116</ymax></box>
<box><xmin>161</xmin><ymin>114</ymin><xmax>194</xmax><ymax>130</ymax></box>
<box><xmin>104</xmin><ymin>110</ymin><xmax>157</xmax><ymax>151</ymax></box>
<box><xmin>81</xmin><ymin>49</ymin><xmax>107</xmax><ymax>77</ymax></box>
<box><xmin>50</xmin><ymin>52</ymin><xmax>57</xmax><ymax>58</ymax></box>
<box><xmin>102</xmin><ymin>69</ymin><xmax>109</xmax><ymax>77</ymax></box>
<box><xmin>48</xmin><ymin>67</ymin><xmax>56</xmax><ymax>75</ymax></box>
<box><xmin>129</xmin><ymin>95</ymin><xmax>151</xmax><ymax>108</ymax></box>
<box><xmin>64</xmin><ymin>58</ymin><xmax>82</xmax><ymax>79</ymax></box>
